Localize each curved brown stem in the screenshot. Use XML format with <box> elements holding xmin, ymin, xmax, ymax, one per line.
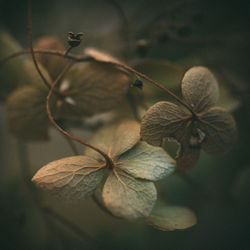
<box><xmin>62</xmin><ymin>128</ymin><xmax>80</xmax><ymax>155</ymax></box>
<box><xmin>0</xmin><ymin>48</ymin><xmax>87</xmax><ymax>67</ymax></box>
<box><xmin>46</xmin><ymin>63</ymin><xmax>114</xmax><ymax>167</ymax></box>
<box><xmin>105</xmin><ymin>61</ymin><xmax>197</xmax><ymax>116</ymax></box>
<box><xmin>27</xmin><ymin>1</ymin><xmax>51</xmax><ymax>90</ymax></box>
<box><xmin>2</xmin><ymin>46</ymin><xmax>196</xmax><ymax>115</ymax></box>
<box><xmin>104</xmin><ymin>0</ymin><xmax>130</xmax><ymax>60</ymax></box>
<box><xmin>27</xmin><ymin>0</ymin><xmax>114</xmax><ymax>168</ymax></box>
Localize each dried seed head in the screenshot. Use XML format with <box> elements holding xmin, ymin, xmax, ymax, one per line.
<box><xmin>132</xmin><ymin>79</ymin><xmax>143</xmax><ymax>89</ymax></box>
<box><xmin>67</xmin><ymin>31</ymin><xmax>83</xmax><ymax>48</ymax></box>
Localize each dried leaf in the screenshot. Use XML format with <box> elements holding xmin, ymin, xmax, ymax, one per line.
<box><xmin>7</xmin><ymin>86</ymin><xmax>49</xmax><ymax>141</ymax></box>
<box><xmin>118</xmin><ymin>141</ymin><xmax>175</xmax><ymax>181</ymax></box>
<box><xmin>134</xmin><ymin>59</ymin><xmax>183</xmax><ymax>91</ymax></box>
<box><xmin>84</xmin><ymin>48</ymin><xmax>121</xmax><ymax>64</ymax></box>
<box><xmin>34</xmin><ymin>36</ymin><xmax>65</xmax><ymax>79</ymax></box>
<box><xmin>64</xmin><ymin>59</ymin><xmax>132</xmax><ymax>116</ymax></box>
<box><xmin>141</xmin><ymin>101</ymin><xmax>189</xmax><ymax>146</ymax></box>
<box><xmin>198</xmin><ymin>107</ymin><xmax>237</xmax><ymax>155</ymax></box>
<box><xmin>182</xmin><ymin>66</ymin><xmax>219</xmax><ymax>112</ymax></box>
<box><xmin>102</xmin><ymin>169</ymin><xmax>157</xmax><ymax>220</ymax></box>
<box><xmin>85</xmin><ymin>119</ymin><xmax>140</xmax><ymax>160</ymax></box>
<box><xmin>176</xmin><ymin>126</ymin><xmax>201</xmax><ymax>171</ymax></box>
<box><xmin>32</xmin><ymin>156</ymin><xmax>104</xmax><ymax>199</ymax></box>
<box><xmin>147</xmin><ymin>204</ymin><xmax>197</xmax><ymax>231</ymax></box>
<box><xmin>176</xmin><ymin>147</ymin><xmax>201</xmax><ymax>172</ymax></box>
<box><xmin>0</xmin><ymin>30</ymin><xmax>50</xmax><ymax>101</ymax></box>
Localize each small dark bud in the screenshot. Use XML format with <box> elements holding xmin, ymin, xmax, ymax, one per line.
<box><xmin>133</xmin><ymin>79</ymin><xmax>143</xmax><ymax>89</ymax></box>
<box><xmin>177</xmin><ymin>25</ymin><xmax>192</xmax><ymax>38</ymax></box>
<box><xmin>67</xmin><ymin>32</ymin><xmax>83</xmax><ymax>48</ymax></box>
<box><xmin>135</xmin><ymin>39</ymin><xmax>149</xmax><ymax>57</ymax></box>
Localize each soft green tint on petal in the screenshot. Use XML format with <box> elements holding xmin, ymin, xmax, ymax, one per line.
<box><xmin>102</xmin><ymin>169</ymin><xmax>157</xmax><ymax>220</ymax></box>
<box><xmin>85</xmin><ymin>119</ymin><xmax>140</xmax><ymax>160</ymax></box>
<box><xmin>118</xmin><ymin>141</ymin><xmax>175</xmax><ymax>181</ymax></box>
<box><xmin>147</xmin><ymin>203</ymin><xmax>197</xmax><ymax>231</ymax></box>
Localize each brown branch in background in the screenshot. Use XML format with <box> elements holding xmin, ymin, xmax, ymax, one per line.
<box><xmin>1</xmin><ymin>44</ymin><xmax>195</xmax><ymax>114</ymax></box>
<box><xmin>64</xmin><ymin>46</ymin><xmax>73</xmax><ymax>57</ymax></box>
<box><xmin>105</xmin><ymin>0</ymin><xmax>130</xmax><ymax>60</ymax></box>
<box><xmin>26</xmin><ymin>1</ymin><xmax>114</xmax><ymax>168</ymax></box>
<box><xmin>17</xmin><ymin>138</ymin><xmax>95</xmax><ymax>247</ymax></box>
<box><xmin>26</xmin><ymin>2</ymin><xmax>100</xmax><ymax>248</ymax></box>
<box><xmin>1</xmin><ymin>45</ymin><xmax>196</xmax><ymax>114</ymax></box>
<box><xmin>0</xmin><ymin>48</ymin><xmax>91</xmax><ymax>68</ymax></box>
<box><xmin>107</xmin><ymin>61</ymin><xmax>197</xmax><ymax>116</ymax></box>
<box><xmin>42</xmin><ymin>206</ymin><xmax>98</xmax><ymax>249</ymax></box>
<box><xmin>46</xmin><ymin>63</ymin><xmax>114</xmax><ymax>167</ymax></box>
<box><xmin>27</xmin><ymin>0</ymin><xmax>51</xmax><ymax>90</ymax></box>
<box><xmin>62</xmin><ymin>127</ymin><xmax>79</xmax><ymax>155</ymax></box>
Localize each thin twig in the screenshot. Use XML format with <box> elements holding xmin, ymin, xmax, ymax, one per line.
<box><xmin>26</xmin><ymin>1</ymin><xmax>114</xmax><ymax>168</ymax></box>
<box><xmin>42</xmin><ymin>206</ymin><xmax>98</xmax><ymax>249</ymax></box>
<box><xmin>64</xmin><ymin>46</ymin><xmax>72</xmax><ymax>57</ymax></box>
<box><xmin>1</xmin><ymin>45</ymin><xmax>195</xmax><ymax>114</ymax></box>
<box><xmin>105</xmin><ymin>0</ymin><xmax>130</xmax><ymax>60</ymax></box>
<box><xmin>27</xmin><ymin>0</ymin><xmax>51</xmax><ymax>90</ymax></box>
<box><xmin>0</xmin><ymin>48</ymin><xmax>91</xmax><ymax>68</ymax></box>
<box><xmin>62</xmin><ymin>127</ymin><xmax>79</xmax><ymax>155</ymax></box>
<box><xmin>107</xmin><ymin>61</ymin><xmax>196</xmax><ymax>115</ymax></box>
<box><xmin>26</xmin><ymin>2</ymin><xmax>100</xmax><ymax>247</ymax></box>
<box><xmin>46</xmin><ymin>64</ymin><xmax>114</xmax><ymax>166</ymax></box>
<box><xmin>2</xmin><ymin>42</ymin><xmax>196</xmax><ymax>114</ymax></box>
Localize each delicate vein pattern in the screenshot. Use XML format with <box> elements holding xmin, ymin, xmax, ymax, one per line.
<box><xmin>182</xmin><ymin>66</ymin><xmax>219</xmax><ymax>112</ymax></box>
<box><xmin>141</xmin><ymin>101</ymin><xmax>189</xmax><ymax>146</ymax></box>
<box><xmin>85</xmin><ymin>119</ymin><xmax>140</xmax><ymax>160</ymax></box>
<box><xmin>32</xmin><ymin>156</ymin><xmax>104</xmax><ymax>199</ymax></box>
<box><xmin>118</xmin><ymin>141</ymin><xmax>175</xmax><ymax>181</ymax></box>
<box><xmin>199</xmin><ymin>106</ymin><xmax>237</xmax><ymax>154</ymax></box>
<box><xmin>147</xmin><ymin>205</ymin><xmax>197</xmax><ymax>231</ymax></box>
<box><xmin>141</xmin><ymin>66</ymin><xmax>237</xmax><ymax>171</ymax></box>
<box><xmin>102</xmin><ymin>169</ymin><xmax>157</xmax><ymax>220</ymax></box>
<box><xmin>64</xmin><ymin>59</ymin><xmax>132</xmax><ymax>116</ymax></box>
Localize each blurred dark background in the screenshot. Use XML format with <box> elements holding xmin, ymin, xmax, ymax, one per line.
<box><xmin>0</xmin><ymin>0</ymin><xmax>250</xmax><ymax>249</ymax></box>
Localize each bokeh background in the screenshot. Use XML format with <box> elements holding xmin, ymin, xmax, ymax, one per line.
<box><xmin>0</xmin><ymin>0</ymin><xmax>250</xmax><ymax>249</ymax></box>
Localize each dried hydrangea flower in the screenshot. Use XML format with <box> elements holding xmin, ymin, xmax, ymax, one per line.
<box><xmin>32</xmin><ymin>120</ymin><xmax>175</xmax><ymax>220</ymax></box>
<box><xmin>141</xmin><ymin>66</ymin><xmax>237</xmax><ymax>171</ymax></box>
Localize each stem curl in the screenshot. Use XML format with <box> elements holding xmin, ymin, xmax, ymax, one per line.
<box><xmin>27</xmin><ymin>0</ymin><xmax>114</xmax><ymax>168</ymax></box>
